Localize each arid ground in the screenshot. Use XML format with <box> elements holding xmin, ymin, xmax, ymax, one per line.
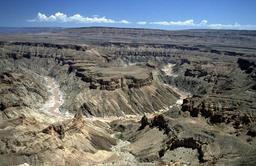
<box><xmin>0</xmin><ymin>27</ymin><xmax>256</xmax><ymax>165</ymax></box>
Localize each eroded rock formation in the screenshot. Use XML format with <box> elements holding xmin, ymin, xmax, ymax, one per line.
<box><xmin>0</xmin><ymin>27</ymin><xmax>256</xmax><ymax>165</ymax></box>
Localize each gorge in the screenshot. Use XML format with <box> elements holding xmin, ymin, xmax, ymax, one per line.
<box><xmin>0</xmin><ymin>27</ymin><xmax>256</xmax><ymax>165</ymax></box>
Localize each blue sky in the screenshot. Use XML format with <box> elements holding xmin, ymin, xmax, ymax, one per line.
<box><xmin>0</xmin><ymin>0</ymin><xmax>256</xmax><ymax>30</ymax></box>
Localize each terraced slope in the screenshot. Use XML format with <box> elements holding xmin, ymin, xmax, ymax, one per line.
<box><xmin>0</xmin><ymin>27</ymin><xmax>256</xmax><ymax>165</ymax></box>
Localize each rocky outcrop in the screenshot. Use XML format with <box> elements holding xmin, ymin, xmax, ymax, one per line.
<box><xmin>42</xmin><ymin>123</ymin><xmax>65</xmax><ymax>139</ymax></box>
<box><xmin>139</xmin><ymin>115</ymin><xmax>171</xmax><ymax>134</ymax></box>
<box><xmin>65</xmin><ymin>58</ymin><xmax>154</xmax><ymax>91</ymax></box>
<box><xmin>138</xmin><ymin>115</ymin><xmax>150</xmax><ymax>130</ymax></box>
<box><xmin>237</xmin><ymin>58</ymin><xmax>256</xmax><ymax>78</ymax></box>
<box><xmin>184</xmin><ymin>69</ymin><xmax>208</xmax><ymax>78</ymax></box>
<box><xmin>111</xmin><ymin>113</ymin><xmax>256</xmax><ymax>165</ymax></box>
<box><xmin>126</xmin><ymin>73</ymin><xmax>153</xmax><ymax>89</ymax></box>
<box><xmin>150</xmin><ymin>115</ymin><xmax>171</xmax><ymax>135</ymax></box>
<box><xmin>0</xmin><ymin>113</ymin><xmax>117</xmax><ymax>166</ymax></box>
<box><xmin>163</xmin><ymin>137</ymin><xmax>206</xmax><ymax>163</ymax></box>
<box><xmin>0</xmin><ymin>71</ymin><xmax>47</xmax><ymax>119</ymax></box>
<box><xmin>181</xmin><ymin>97</ymin><xmax>255</xmax><ymax>128</ymax></box>
<box><xmin>76</xmin><ymin>71</ymin><xmax>154</xmax><ymax>90</ymax></box>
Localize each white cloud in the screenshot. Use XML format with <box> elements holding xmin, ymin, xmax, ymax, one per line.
<box><xmin>208</xmin><ymin>22</ymin><xmax>240</xmax><ymax>29</ymax></box>
<box><xmin>137</xmin><ymin>21</ymin><xmax>147</xmax><ymax>25</ymax></box>
<box><xmin>29</xmin><ymin>12</ymin><xmax>130</xmax><ymax>24</ymax></box>
<box><xmin>207</xmin><ymin>22</ymin><xmax>256</xmax><ymax>30</ymax></box>
<box><xmin>119</xmin><ymin>20</ymin><xmax>130</xmax><ymax>24</ymax></box>
<box><xmin>150</xmin><ymin>19</ymin><xmax>195</xmax><ymax>26</ymax></box>
<box><xmin>28</xmin><ymin>13</ymin><xmax>256</xmax><ymax>30</ymax></box>
<box><xmin>199</xmin><ymin>19</ymin><xmax>208</xmax><ymax>26</ymax></box>
<box><xmin>148</xmin><ymin>19</ymin><xmax>256</xmax><ymax>30</ymax></box>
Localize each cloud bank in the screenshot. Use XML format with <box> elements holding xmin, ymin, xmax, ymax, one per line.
<box><xmin>150</xmin><ymin>19</ymin><xmax>195</xmax><ymax>26</ymax></box>
<box><xmin>29</xmin><ymin>12</ymin><xmax>130</xmax><ymax>24</ymax></box>
<box><xmin>148</xmin><ymin>19</ymin><xmax>256</xmax><ymax>30</ymax></box>
<box><xmin>28</xmin><ymin>12</ymin><xmax>256</xmax><ymax>30</ymax></box>
<box><xmin>137</xmin><ymin>21</ymin><xmax>147</xmax><ymax>25</ymax></box>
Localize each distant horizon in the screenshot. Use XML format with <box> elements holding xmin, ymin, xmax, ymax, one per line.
<box><xmin>0</xmin><ymin>26</ymin><xmax>256</xmax><ymax>32</ymax></box>
<box><xmin>0</xmin><ymin>0</ymin><xmax>256</xmax><ymax>30</ymax></box>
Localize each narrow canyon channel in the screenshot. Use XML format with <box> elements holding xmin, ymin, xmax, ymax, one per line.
<box><xmin>40</xmin><ymin>77</ymin><xmax>71</xmax><ymax>119</ymax></box>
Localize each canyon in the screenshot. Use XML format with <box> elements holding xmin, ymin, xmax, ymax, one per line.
<box><xmin>0</xmin><ymin>27</ymin><xmax>256</xmax><ymax>165</ymax></box>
